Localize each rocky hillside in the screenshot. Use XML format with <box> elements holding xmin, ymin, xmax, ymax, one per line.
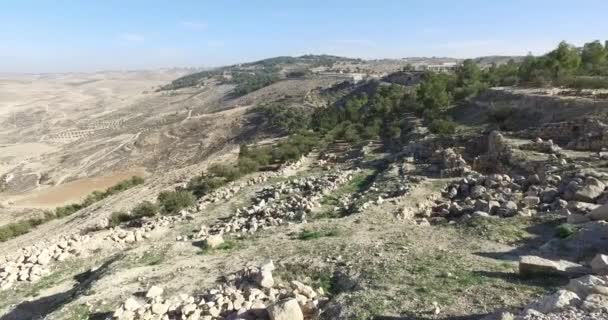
<box><xmin>3</xmin><ymin>52</ymin><xmax>608</xmax><ymax>320</ymax></box>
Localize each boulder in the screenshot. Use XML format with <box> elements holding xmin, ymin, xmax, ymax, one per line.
<box><xmin>519</xmin><ymin>255</ymin><xmax>588</xmax><ymax>277</ymax></box>
<box><xmin>591</xmin><ymin>254</ymin><xmax>608</xmax><ymax>275</ymax></box>
<box><xmin>267</xmin><ymin>298</ymin><xmax>303</xmax><ymax>320</ymax></box>
<box><xmin>575</xmin><ymin>177</ymin><xmax>606</xmax><ymax>202</ymax></box>
<box><xmin>589</xmin><ymin>203</ymin><xmax>608</xmax><ymax>221</ymax></box>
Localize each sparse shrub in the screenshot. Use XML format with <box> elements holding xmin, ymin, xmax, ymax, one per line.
<box><xmin>208</xmin><ymin>164</ymin><xmax>242</xmax><ymax>181</ymax></box>
<box><xmin>158</xmin><ymin>190</ymin><xmax>195</xmax><ymax>214</ymax></box>
<box><xmin>131</xmin><ymin>201</ymin><xmax>159</xmax><ymax>218</ymax></box>
<box><xmin>237</xmin><ymin>157</ymin><xmax>260</xmax><ymax>173</ymax></box>
<box><xmin>297</xmin><ymin>228</ymin><xmax>340</xmax><ymax>240</ymax></box>
<box><xmin>109</xmin><ymin>211</ymin><xmax>132</xmax><ymax>227</ymax></box>
<box><xmin>187</xmin><ymin>175</ymin><xmax>227</xmax><ymax>198</ymax></box>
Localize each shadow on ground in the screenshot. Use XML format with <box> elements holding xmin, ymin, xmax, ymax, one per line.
<box><xmin>0</xmin><ymin>254</ymin><xmax>122</xmax><ymax>320</ymax></box>
<box><xmin>373</xmin><ymin>313</ymin><xmax>490</xmax><ymax>320</ymax></box>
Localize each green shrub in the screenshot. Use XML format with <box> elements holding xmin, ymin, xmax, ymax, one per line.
<box><xmin>557</xmin><ymin>76</ymin><xmax>608</xmax><ymax>89</ymax></box>
<box><xmin>428</xmin><ymin>119</ymin><xmax>457</xmax><ymax>135</ymax></box>
<box><xmin>131</xmin><ymin>201</ymin><xmax>159</xmax><ymax>218</ymax></box>
<box><xmin>487</xmin><ymin>106</ymin><xmax>516</xmax><ymax>124</ymax></box>
<box><xmin>158</xmin><ymin>191</ymin><xmax>195</xmax><ymax>214</ymax></box>
<box><xmin>556</xmin><ymin>223</ymin><xmax>578</xmax><ymax>239</ymax></box>
<box><xmin>0</xmin><ymin>221</ymin><xmax>33</xmax><ymax>242</ymax></box>
<box><xmin>237</xmin><ymin>157</ymin><xmax>260</xmax><ymax>173</ymax></box>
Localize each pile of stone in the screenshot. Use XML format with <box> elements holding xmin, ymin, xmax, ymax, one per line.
<box><xmin>197</xmin><ymin>184</ymin><xmax>244</xmax><ymax>210</ymax></box>
<box><xmin>108</xmin><ymin>215</ymin><xmax>189</xmax><ymax>243</ymax></box>
<box><xmin>427</xmin><ymin>148</ymin><xmax>471</xmax><ymax>177</ymax></box>
<box><xmin>190</xmin><ymin>170</ymin><xmax>355</xmax><ymax>241</ymax></box>
<box><xmin>107</xmin><ymin>229</ymin><xmax>149</xmax><ymax>244</ymax></box>
<box><xmin>429</xmin><ymin>165</ymin><xmax>608</xmax><ymax>223</ymax></box>
<box><xmin>430</xmin><ymin>172</ymin><xmax>541</xmax><ymax>220</ymax></box>
<box><xmin>113</xmin><ymin>262</ymin><xmax>325</xmax><ymax>320</ymax></box>
<box><xmin>197</xmin><ymin>172</ymin><xmax>285</xmax><ymax>211</ymax></box>
<box><xmin>520</xmin><ymin>138</ymin><xmax>563</xmax><ymax>154</ymax></box>
<box><xmin>0</xmin><ymin>234</ymin><xmax>90</xmax><ymax>290</ymax></box>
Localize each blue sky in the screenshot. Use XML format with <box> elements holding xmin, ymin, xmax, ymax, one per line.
<box><xmin>2</xmin><ymin>0</ymin><xmax>608</xmax><ymax>73</ymax></box>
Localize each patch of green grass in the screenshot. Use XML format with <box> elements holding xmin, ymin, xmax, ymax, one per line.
<box><xmin>57</xmin><ymin>304</ymin><xmax>90</xmax><ymax>320</ymax></box>
<box><xmin>274</xmin><ymin>262</ymin><xmax>337</xmax><ymax>296</ymax></box>
<box><xmin>198</xmin><ymin>239</ymin><xmax>243</xmax><ymax>255</ymax></box>
<box><xmin>137</xmin><ymin>250</ymin><xmax>166</xmax><ymax>266</ymax></box>
<box><xmin>454</xmin><ymin>216</ymin><xmax>535</xmax><ymax>244</ymax></box>
<box><xmin>297</xmin><ymin>227</ymin><xmax>341</xmax><ymax>241</ymax></box>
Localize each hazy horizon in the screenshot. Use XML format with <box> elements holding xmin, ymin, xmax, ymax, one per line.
<box><xmin>2</xmin><ymin>0</ymin><xmax>608</xmax><ymax>73</ymax></box>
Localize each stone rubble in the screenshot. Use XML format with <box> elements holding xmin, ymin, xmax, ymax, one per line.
<box><xmin>186</xmin><ymin>169</ymin><xmax>357</xmax><ymax>241</ymax></box>
<box><xmin>428</xmin><ymin>165</ymin><xmax>608</xmax><ymax>223</ymax></box>
<box><xmin>113</xmin><ymin>262</ymin><xmax>326</xmax><ymax>320</ymax></box>
<box><xmin>520</xmin><ymin>138</ymin><xmax>563</xmax><ymax>155</ymax></box>
<box><xmin>196</xmin><ymin>158</ymin><xmax>306</xmax><ymax>211</ymax></box>
<box><xmin>0</xmin><ymin>233</ymin><xmax>90</xmax><ymax>290</ymax></box>
<box><xmin>427</xmin><ymin>147</ymin><xmax>472</xmax><ymax>177</ymax></box>
<box><xmin>107</xmin><ymin>214</ymin><xmax>190</xmax><ymax>244</ymax></box>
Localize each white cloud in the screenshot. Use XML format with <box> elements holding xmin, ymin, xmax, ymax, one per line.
<box><xmin>180</xmin><ymin>20</ymin><xmax>208</xmax><ymax>31</ymax></box>
<box><xmin>118</xmin><ymin>33</ymin><xmax>144</xmax><ymax>43</ymax></box>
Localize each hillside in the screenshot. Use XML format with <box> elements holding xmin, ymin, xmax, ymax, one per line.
<box><xmin>2</xmin><ymin>44</ymin><xmax>608</xmax><ymax>320</ymax></box>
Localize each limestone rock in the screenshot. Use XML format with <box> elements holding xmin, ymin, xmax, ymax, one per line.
<box><xmin>146</xmin><ymin>285</ymin><xmax>164</xmax><ymax>299</ymax></box>
<box><xmin>527</xmin><ymin>289</ymin><xmax>580</xmax><ymax>314</ymax></box>
<box><xmin>519</xmin><ymin>255</ymin><xmax>588</xmax><ymax>277</ymax></box>
<box><xmin>267</xmin><ymin>298</ymin><xmax>303</xmax><ymax>320</ymax></box>
<box><xmin>581</xmin><ymin>293</ymin><xmax>608</xmax><ymax>312</ymax></box>
<box><xmin>204</xmin><ymin>235</ymin><xmax>224</xmax><ymax>249</ymax></box>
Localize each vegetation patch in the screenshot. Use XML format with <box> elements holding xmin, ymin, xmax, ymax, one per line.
<box><xmin>198</xmin><ymin>239</ymin><xmax>243</xmax><ymax>255</ymax></box>
<box><xmin>296</xmin><ymin>227</ymin><xmax>342</xmax><ymax>241</ymax></box>
<box><xmin>157</xmin><ymin>190</ymin><xmax>195</xmax><ymax>215</ymax></box>
<box><xmin>555</xmin><ymin>223</ymin><xmax>579</xmax><ymax>239</ymax></box>
<box><xmin>453</xmin><ymin>216</ymin><xmax>537</xmax><ymax>244</ymax></box>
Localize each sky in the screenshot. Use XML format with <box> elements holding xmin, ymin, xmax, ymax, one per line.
<box><xmin>2</xmin><ymin>0</ymin><xmax>608</xmax><ymax>73</ymax></box>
